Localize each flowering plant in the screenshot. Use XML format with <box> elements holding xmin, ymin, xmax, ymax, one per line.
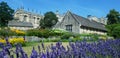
<box><xmin>0</xmin><ymin>37</ymin><xmax>120</xmax><ymax>58</ymax></box>
<box><xmin>11</xmin><ymin>28</ymin><xmax>25</xmax><ymax>35</ymax></box>
<box><xmin>0</xmin><ymin>37</ymin><xmax>25</xmax><ymax>45</ymax></box>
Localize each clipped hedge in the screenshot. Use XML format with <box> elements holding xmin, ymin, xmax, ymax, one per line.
<box><xmin>26</xmin><ymin>29</ymin><xmax>50</xmax><ymax>38</ymax></box>
<box><xmin>26</xmin><ymin>29</ymin><xmax>64</xmax><ymax>38</ymax></box>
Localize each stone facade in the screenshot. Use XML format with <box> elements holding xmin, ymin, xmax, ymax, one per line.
<box><xmin>87</xmin><ymin>15</ymin><xmax>107</xmax><ymax>25</ymax></box>
<box><xmin>14</xmin><ymin>8</ymin><xmax>43</xmax><ymax>28</ymax></box>
<box><xmin>55</xmin><ymin>11</ymin><xmax>64</xmax><ymax>22</ymax></box>
<box><xmin>9</xmin><ymin>8</ymin><xmax>107</xmax><ymax>35</ymax></box>
<box><xmin>8</xmin><ymin>20</ymin><xmax>33</xmax><ymax>30</ymax></box>
<box><xmin>54</xmin><ymin>11</ymin><xmax>107</xmax><ymax>35</ymax></box>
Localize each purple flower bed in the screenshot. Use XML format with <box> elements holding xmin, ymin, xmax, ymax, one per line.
<box><xmin>0</xmin><ymin>38</ymin><xmax>120</xmax><ymax>58</ymax></box>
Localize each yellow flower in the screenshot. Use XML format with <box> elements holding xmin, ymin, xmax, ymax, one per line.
<box><xmin>8</xmin><ymin>37</ymin><xmax>25</xmax><ymax>44</ymax></box>
<box><xmin>0</xmin><ymin>37</ymin><xmax>25</xmax><ymax>44</ymax></box>
<box><xmin>10</xmin><ymin>28</ymin><xmax>25</xmax><ymax>35</ymax></box>
<box><xmin>0</xmin><ymin>39</ymin><xmax>6</xmax><ymax>43</ymax></box>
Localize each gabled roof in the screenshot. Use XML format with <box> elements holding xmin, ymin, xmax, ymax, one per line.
<box><xmin>8</xmin><ymin>20</ymin><xmax>33</xmax><ymax>27</ymax></box>
<box><xmin>64</xmin><ymin>11</ymin><xmax>107</xmax><ymax>31</ymax></box>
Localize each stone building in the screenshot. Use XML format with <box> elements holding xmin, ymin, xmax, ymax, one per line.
<box><xmin>54</xmin><ymin>11</ymin><xmax>107</xmax><ymax>35</ymax></box>
<box><xmin>8</xmin><ymin>8</ymin><xmax>107</xmax><ymax>34</ymax></box>
<box><xmin>8</xmin><ymin>7</ymin><xmax>43</xmax><ymax>30</ymax></box>
<box><xmin>87</xmin><ymin>15</ymin><xmax>107</xmax><ymax>25</ymax></box>
<box><xmin>8</xmin><ymin>20</ymin><xmax>33</xmax><ymax>30</ymax></box>
<box><xmin>55</xmin><ymin>10</ymin><xmax>64</xmax><ymax>22</ymax></box>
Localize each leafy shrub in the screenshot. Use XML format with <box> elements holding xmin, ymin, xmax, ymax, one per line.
<box><xmin>11</xmin><ymin>29</ymin><xmax>25</xmax><ymax>36</ymax></box>
<box><xmin>49</xmin><ymin>29</ymin><xmax>66</xmax><ymax>36</ymax></box>
<box><xmin>26</xmin><ymin>29</ymin><xmax>51</xmax><ymax>38</ymax></box>
<box><xmin>60</xmin><ymin>32</ymin><xmax>78</xmax><ymax>39</ymax></box>
<box><xmin>0</xmin><ymin>28</ymin><xmax>25</xmax><ymax>36</ymax></box>
<box><xmin>79</xmin><ymin>33</ymin><xmax>100</xmax><ymax>41</ymax></box>
<box><xmin>0</xmin><ymin>28</ymin><xmax>16</xmax><ymax>36</ymax></box>
<box><xmin>26</xmin><ymin>29</ymin><xmax>65</xmax><ymax>38</ymax></box>
<box><xmin>99</xmin><ymin>35</ymin><xmax>108</xmax><ymax>40</ymax></box>
<box><xmin>106</xmin><ymin>24</ymin><xmax>120</xmax><ymax>38</ymax></box>
<box><xmin>61</xmin><ymin>33</ymin><xmax>72</xmax><ymax>39</ymax></box>
<box><xmin>112</xmin><ymin>26</ymin><xmax>120</xmax><ymax>38</ymax></box>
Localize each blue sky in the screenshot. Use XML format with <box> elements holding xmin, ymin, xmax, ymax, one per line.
<box><xmin>0</xmin><ymin>0</ymin><xmax>120</xmax><ymax>18</ymax></box>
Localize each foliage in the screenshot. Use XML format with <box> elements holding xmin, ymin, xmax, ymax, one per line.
<box><xmin>61</xmin><ymin>32</ymin><xmax>74</xmax><ymax>39</ymax></box>
<box><xmin>26</xmin><ymin>29</ymin><xmax>106</xmax><ymax>41</ymax></box>
<box><xmin>112</xmin><ymin>26</ymin><xmax>120</xmax><ymax>38</ymax></box>
<box><xmin>106</xmin><ymin>9</ymin><xmax>120</xmax><ymax>38</ymax></box>
<box><xmin>106</xmin><ymin>9</ymin><xmax>120</xmax><ymax>25</ymax></box>
<box><xmin>49</xmin><ymin>29</ymin><xmax>66</xmax><ymax>36</ymax></box>
<box><xmin>10</xmin><ymin>28</ymin><xmax>25</xmax><ymax>36</ymax></box>
<box><xmin>0</xmin><ymin>27</ymin><xmax>16</xmax><ymax>37</ymax></box>
<box><xmin>26</xmin><ymin>29</ymin><xmax>65</xmax><ymax>38</ymax></box>
<box><xmin>106</xmin><ymin>24</ymin><xmax>120</xmax><ymax>38</ymax></box>
<box><xmin>99</xmin><ymin>35</ymin><xmax>108</xmax><ymax>40</ymax></box>
<box><xmin>40</xmin><ymin>11</ymin><xmax>58</xmax><ymax>29</ymax></box>
<box><xmin>0</xmin><ymin>1</ymin><xmax>14</xmax><ymax>27</ymax></box>
<box><xmin>26</xmin><ymin>29</ymin><xmax>50</xmax><ymax>38</ymax></box>
<box><xmin>80</xmin><ymin>33</ymin><xmax>99</xmax><ymax>39</ymax></box>
<box><xmin>0</xmin><ymin>28</ymin><xmax>25</xmax><ymax>37</ymax></box>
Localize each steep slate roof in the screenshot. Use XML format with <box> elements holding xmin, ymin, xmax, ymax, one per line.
<box><xmin>8</xmin><ymin>20</ymin><xmax>33</xmax><ymax>27</ymax></box>
<box><xmin>66</xmin><ymin>11</ymin><xmax>107</xmax><ymax>31</ymax></box>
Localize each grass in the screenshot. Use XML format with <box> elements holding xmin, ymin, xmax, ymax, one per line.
<box><xmin>11</xmin><ymin>42</ymin><xmax>69</xmax><ymax>57</ymax></box>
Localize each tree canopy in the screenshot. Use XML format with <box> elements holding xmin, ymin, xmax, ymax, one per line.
<box><xmin>106</xmin><ymin>9</ymin><xmax>120</xmax><ymax>38</ymax></box>
<box><xmin>106</xmin><ymin>9</ymin><xmax>120</xmax><ymax>25</ymax></box>
<box><xmin>0</xmin><ymin>1</ymin><xmax>14</xmax><ymax>27</ymax></box>
<box><xmin>40</xmin><ymin>11</ymin><xmax>58</xmax><ymax>29</ymax></box>
<box><xmin>112</xmin><ymin>26</ymin><xmax>120</xmax><ymax>38</ymax></box>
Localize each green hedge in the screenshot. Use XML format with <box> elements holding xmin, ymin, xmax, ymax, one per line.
<box><xmin>0</xmin><ymin>28</ymin><xmax>16</xmax><ymax>37</ymax></box>
<box><xmin>26</xmin><ymin>29</ymin><xmax>64</xmax><ymax>38</ymax></box>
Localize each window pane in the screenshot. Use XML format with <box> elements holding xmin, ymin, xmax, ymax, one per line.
<box><xmin>66</xmin><ymin>25</ymin><xmax>72</xmax><ymax>32</ymax></box>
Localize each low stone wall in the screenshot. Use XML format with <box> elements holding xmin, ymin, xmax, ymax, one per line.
<box><xmin>10</xmin><ymin>36</ymin><xmax>43</xmax><ymax>42</ymax></box>
<box><xmin>10</xmin><ymin>36</ymin><xmax>60</xmax><ymax>42</ymax></box>
<box><xmin>25</xmin><ymin>36</ymin><xmax>43</xmax><ymax>42</ymax></box>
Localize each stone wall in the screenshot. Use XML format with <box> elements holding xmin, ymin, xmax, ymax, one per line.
<box><xmin>10</xmin><ymin>36</ymin><xmax>59</xmax><ymax>42</ymax></box>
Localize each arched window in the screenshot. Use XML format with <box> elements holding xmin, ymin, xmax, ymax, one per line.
<box><xmin>23</xmin><ymin>15</ymin><xmax>27</xmax><ymax>21</ymax></box>
<box><xmin>33</xmin><ymin>17</ymin><xmax>36</xmax><ymax>23</ymax></box>
<box><xmin>37</xmin><ymin>18</ymin><xmax>39</xmax><ymax>20</ymax></box>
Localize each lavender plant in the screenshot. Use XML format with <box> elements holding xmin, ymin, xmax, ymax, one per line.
<box><xmin>0</xmin><ymin>37</ymin><xmax>120</xmax><ymax>58</ymax></box>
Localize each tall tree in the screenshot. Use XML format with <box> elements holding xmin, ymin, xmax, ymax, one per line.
<box><xmin>40</xmin><ymin>11</ymin><xmax>58</xmax><ymax>29</ymax></box>
<box><xmin>0</xmin><ymin>1</ymin><xmax>14</xmax><ymax>27</ymax></box>
<box><xmin>106</xmin><ymin>9</ymin><xmax>120</xmax><ymax>25</ymax></box>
